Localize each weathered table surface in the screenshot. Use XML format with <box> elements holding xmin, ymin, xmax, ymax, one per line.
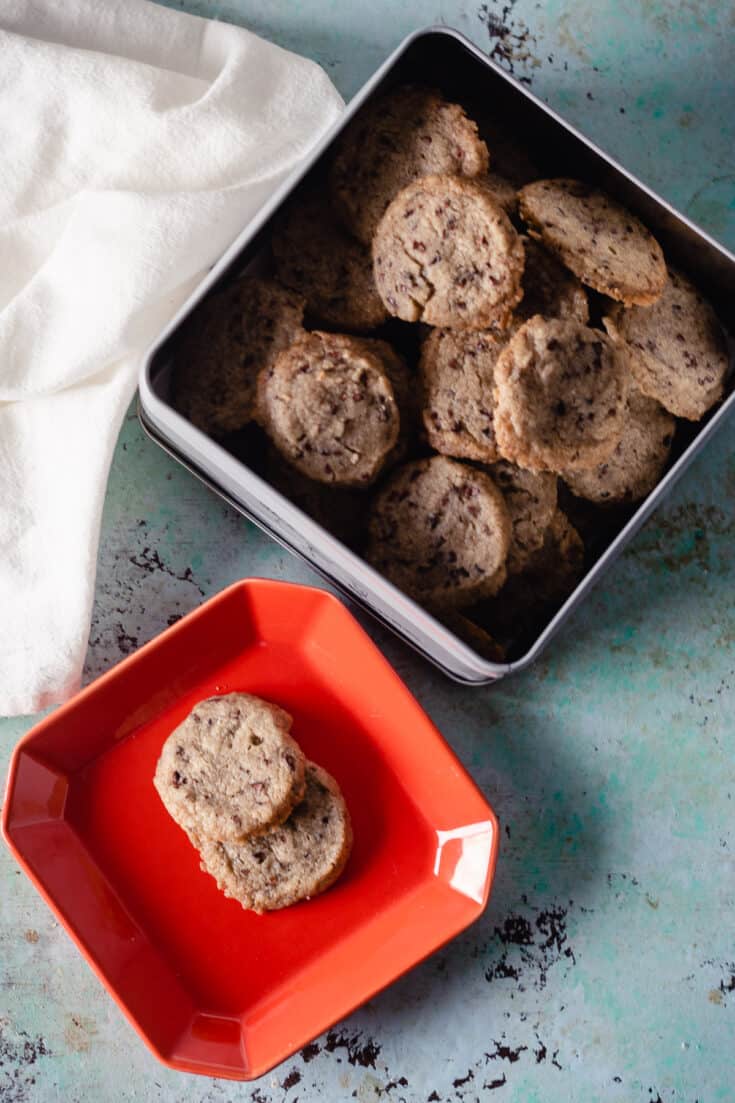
<box><xmin>2</xmin><ymin>2</ymin><xmax>734</xmax><ymax>1100</ymax></box>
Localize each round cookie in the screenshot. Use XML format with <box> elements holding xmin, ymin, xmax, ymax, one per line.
<box><xmin>271</xmin><ymin>189</ymin><xmax>387</xmax><ymax>331</ymax></box>
<box><xmin>562</xmin><ymin>387</ymin><xmax>675</xmax><ymax>504</ymax></box>
<box><xmin>603</xmin><ymin>268</ymin><xmax>729</xmax><ymax>420</ymax></box>
<box><xmin>476</xmin><ymin>509</ymin><xmax>585</xmax><ymax>645</ymax></box>
<box><xmin>172</xmin><ymin>277</ymin><xmax>305</xmax><ymax>438</ymax></box>
<box><xmin>518</xmin><ymin>179</ymin><xmax>667</xmax><ymax>306</ymax></box>
<box><xmin>373</xmin><ymin>174</ymin><xmax>525</xmax><ymax>329</ymax></box>
<box><xmin>198</xmin><ymin>761</ymin><xmax>353</xmax><ymax>914</ymax></box>
<box><xmin>257</xmin><ymin>331</ymin><xmax>400</xmax><ymax>486</ymax></box>
<box><xmin>493</xmin><ymin>315</ymin><xmax>630</xmax><ymax>473</ymax></box>
<box><xmin>359</xmin><ymin>337</ymin><xmax>421</xmax><ymax>466</ymax></box>
<box><xmin>330</xmin><ymin>84</ymin><xmax>489</xmax><ymax>244</ymax></box>
<box><xmin>367</xmin><ymin>455</ymin><xmax>512</xmax><ymax>609</ymax></box>
<box><xmin>154</xmin><ymin>693</ymin><xmax>306</xmax><ymax>843</ymax></box>
<box><xmin>419</xmin><ymin>327</ymin><xmax>506</xmax><ymax>462</ymax></box>
<box><xmin>487</xmin><ymin>460</ymin><xmax>558</xmax><ymax>574</ymax></box>
<box><xmin>261</xmin><ymin>444</ymin><xmax>369</xmax><ymax>550</ymax></box>
<box><xmin>515</xmin><ymin>236</ymin><xmax>589</xmax><ymax>325</ymax></box>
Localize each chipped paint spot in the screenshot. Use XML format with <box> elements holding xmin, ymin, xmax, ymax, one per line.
<box><xmin>63</xmin><ymin>1013</ymin><xmax>97</xmax><ymax>1053</ymax></box>
<box><xmin>22</xmin><ymin>931</ymin><xmax>39</xmax><ymax>944</ymax></box>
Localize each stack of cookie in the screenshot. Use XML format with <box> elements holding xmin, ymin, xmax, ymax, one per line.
<box><xmin>154</xmin><ymin>693</ymin><xmax>352</xmax><ymax>913</ymax></box>
<box><xmin>172</xmin><ymin>84</ymin><xmax>730</xmax><ymax>658</ymax></box>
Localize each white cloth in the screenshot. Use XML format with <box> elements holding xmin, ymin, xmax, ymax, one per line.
<box><xmin>0</xmin><ymin>0</ymin><xmax>343</xmax><ymax>716</ymax></box>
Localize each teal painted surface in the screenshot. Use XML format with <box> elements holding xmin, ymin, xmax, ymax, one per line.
<box><xmin>1</xmin><ymin>2</ymin><xmax>734</xmax><ymax>1100</ymax></box>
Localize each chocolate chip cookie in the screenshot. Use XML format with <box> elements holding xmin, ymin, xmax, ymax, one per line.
<box><xmin>493</xmin><ymin>315</ymin><xmax>630</xmax><ymax>473</ymax></box>
<box><xmin>562</xmin><ymin>387</ymin><xmax>675</xmax><ymax>504</ymax></box>
<box><xmin>271</xmin><ymin>189</ymin><xmax>387</xmax><ymax>331</ymax></box>
<box><xmin>487</xmin><ymin>460</ymin><xmax>558</xmax><ymax>574</ymax></box>
<box><xmin>257</xmin><ymin>331</ymin><xmax>400</xmax><ymax>486</ymax></box>
<box><xmin>367</xmin><ymin>455</ymin><xmax>511</xmax><ymax>608</ymax></box>
<box><xmin>604</xmin><ymin>268</ymin><xmax>729</xmax><ymax>420</ymax></box>
<box><xmin>198</xmin><ymin>761</ymin><xmax>352</xmax><ymax>914</ymax></box>
<box><xmin>172</xmin><ymin>277</ymin><xmax>305</xmax><ymax>438</ymax></box>
<box><xmin>419</xmin><ymin>327</ymin><xmax>506</xmax><ymax>462</ymax></box>
<box><xmin>373</xmin><ymin>174</ymin><xmax>525</xmax><ymax>329</ymax></box>
<box><xmin>331</xmin><ymin>84</ymin><xmax>489</xmax><ymax>244</ymax></box>
<box><xmin>154</xmin><ymin>693</ymin><xmax>306</xmax><ymax>843</ymax></box>
<box><xmin>518</xmin><ymin>179</ymin><xmax>667</xmax><ymax>306</ymax></box>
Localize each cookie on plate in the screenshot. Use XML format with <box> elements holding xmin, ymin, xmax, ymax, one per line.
<box><xmin>257</xmin><ymin>331</ymin><xmax>400</xmax><ymax>486</ymax></box>
<box><xmin>154</xmin><ymin>693</ymin><xmax>306</xmax><ymax>844</ymax></box>
<box><xmin>198</xmin><ymin>761</ymin><xmax>352</xmax><ymax>914</ymax></box>
<box><xmin>420</xmin><ymin>327</ymin><xmax>506</xmax><ymax>463</ymax></box>
<box><xmin>518</xmin><ymin>179</ymin><xmax>667</xmax><ymax>306</ymax></box>
<box><xmin>604</xmin><ymin>268</ymin><xmax>729</xmax><ymax>420</ymax></box>
<box><xmin>172</xmin><ymin>277</ymin><xmax>305</xmax><ymax>438</ymax></box>
<box><xmin>515</xmin><ymin>236</ymin><xmax>589</xmax><ymax>325</ymax></box>
<box><xmin>331</xmin><ymin>84</ymin><xmax>489</xmax><ymax>244</ymax></box>
<box><xmin>487</xmin><ymin>460</ymin><xmax>558</xmax><ymax>574</ymax></box>
<box><xmin>562</xmin><ymin>387</ymin><xmax>675</xmax><ymax>504</ymax></box>
<box><xmin>373</xmin><ymin>174</ymin><xmax>525</xmax><ymax>329</ymax></box>
<box><xmin>493</xmin><ymin>315</ymin><xmax>630</xmax><ymax>473</ymax></box>
<box><xmin>367</xmin><ymin>455</ymin><xmax>511</xmax><ymax>609</ymax></box>
<box><xmin>271</xmin><ymin>189</ymin><xmax>387</xmax><ymax>331</ymax></box>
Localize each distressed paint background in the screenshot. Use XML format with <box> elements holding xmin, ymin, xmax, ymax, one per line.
<box><xmin>1</xmin><ymin>1</ymin><xmax>734</xmax><ymax>1100</ymax></box>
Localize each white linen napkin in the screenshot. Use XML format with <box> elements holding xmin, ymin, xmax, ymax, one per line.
<box><xmin>0</xmin><ymin>0</ymin><xmax>343</xmax><ymax>716</ymax></box>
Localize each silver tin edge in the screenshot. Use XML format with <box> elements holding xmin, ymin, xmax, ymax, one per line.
<box><xmin>138</xmin><ymin>25</ymin><xmax>735</xmax><ymax>684</ymax></box>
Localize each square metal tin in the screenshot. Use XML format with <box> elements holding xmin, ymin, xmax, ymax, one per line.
<box><xmin>138</xmin><ymin>27</ymin><xmax>735</xmax><ymax>683</ymax></box>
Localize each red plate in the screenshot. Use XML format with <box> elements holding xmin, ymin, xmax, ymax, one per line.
<box><xmin>2</xmin><ymin>579</ymin><xmax>499</xmax><ymax>1080</ymax></box>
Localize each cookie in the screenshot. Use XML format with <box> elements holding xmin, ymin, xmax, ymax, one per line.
<box><xmin>487</xmin><ymin>460</ymin><xmax>558</xmax><ymax>574</ymax></box>
<box><xmin>198</xmin><ymin>761</ymin><xmax>352</xmax><ymax>914</ymax></box>
<box><xmin>476</xmin><ymin>509</ymin><xmax>585</xmax><ymax>644</ymax></box>
<box><xmin>603</xmin><ymin>268</ymin><xmax>729</xmax><ymax>420</ymax></box>
<box><xmin>419</xmin><ymin>327</ymin><xmax>506</xmax><ymax>463</ymax></box>
<box><xmin>562</xmin><ymin>387</ymin><xmax>675</xmax><ymax>504</ymax></box>
<box><xmin>373</xmin><ymin>174</ymin><xmax>525</xmax><ymax>329</ymax></box>
<box><xmin>331</xmin><ymin>84</ymin><xmax>489</xmax><ymax>244</ymax></box>
<box><xmin>367</xmin><ymin>455</ymin><xmax>511</xmax><ymax>609</ymax></box>
<box><xmin>515</xmin><ymin>236</ymin><xmax>589</xmax><ymax>325</ymax></box>
<box><xmin>271</xmin><ymin>189</ymin><xmax>387</xmax><ymax>331</ymax></box>
<box><xmin>518</xmin><ymin>179</ymin><xmax>667</xmax><ymax>306</ymax></box>
<box><xmin>493</xmin><ymin>315</ymin><xmax>630</xmax><ymax>473</ymax></box>
<box><xmin>261</xmin><ymin>444</ymin><xmax>369</xmax><ymax>550</ymax></box>
<box><xmin>257</xmin><ymin>331</ymin><xmax>400</xmax><ymax>486</ymax></box>
<box><xmin>154</xmin><ymin>693</ymin><xmax>306</xmax><ymax>843</ymax></box>
<box><xmin>359</xmin><ymin>337</ymin><xmax>420</xmax><ymax>466</ymax></box>
<box><xmin>172</xmin><ymin>277</ymin><xmax>305</xmax><ymax>438</ymax></box>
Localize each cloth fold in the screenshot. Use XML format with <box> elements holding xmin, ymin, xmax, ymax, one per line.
<box><xmin>0</xmin><ymin>0</ymin><xmax>343</xmax><ymax>716</ymax></box>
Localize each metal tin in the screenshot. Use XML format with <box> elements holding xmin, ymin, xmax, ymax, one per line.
<box><xmin>138</xmin><ymin>26</ymin><xmax>735</xmax><ymax>684</ymax></box>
